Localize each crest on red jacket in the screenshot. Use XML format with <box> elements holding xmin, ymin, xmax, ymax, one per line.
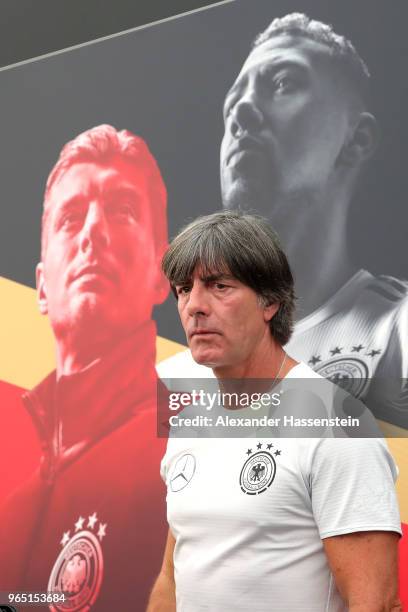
<box><xmin>48</xmin><ymin>512</ymin><xmax>107</xmax><ymax>611</ymax></box>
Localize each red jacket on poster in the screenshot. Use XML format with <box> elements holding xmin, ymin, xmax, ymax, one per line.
<box><xmin>0</xmin><ymin>322</ymin><xmax>167</xmax><ymax>612</ymax></box>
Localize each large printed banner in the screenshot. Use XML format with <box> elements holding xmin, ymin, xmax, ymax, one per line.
<box><xmin>0</xmin><ymin>1</ymin><xmax>407</xmax><ymax>610</ymax></box>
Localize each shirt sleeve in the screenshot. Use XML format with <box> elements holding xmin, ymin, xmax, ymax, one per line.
<box><xmin>309</xmin><ymin>437</ymin><xmax>402</xmax><ymax>538</ymax></box>
<box><xmin>367</xmin><ymin>297</ymin><xmax>408</xmax><ymax>426</ymax></box>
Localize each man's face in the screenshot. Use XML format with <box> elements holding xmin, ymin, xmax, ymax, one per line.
<box><xmin>176</xmin><ymin>268</ymin><xmax>277</xmax><ymax>370</ymax></box>
<box><xmin>221</xmin><ymin>35</ymin><xmax>352</xmax><ymax>217</ymax></box>
<box><xmin>37</xmin><ymin>157</ymin><xmax>166</xmax><ymax>341</ymax></box>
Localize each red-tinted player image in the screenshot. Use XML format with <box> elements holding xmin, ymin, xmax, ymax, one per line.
<box><xmin>0</xmin><ymin>125</ymin><xmax>169</xmax><ymax>611</ymax></box>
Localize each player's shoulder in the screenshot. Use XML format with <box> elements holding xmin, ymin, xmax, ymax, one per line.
<box><xmin>367</xmin><ymin>273</ymin><xmax>408</xmax><ymax>304</ymax></box>
<box><xmin>156</xmin><ymin>349</ymin><xmax>214</xmax><ymax>379</ymax></box>
<box><xmin>283</xmin><ymin>360</ymin><xmax>337</xmax><ymax>410</ymax></box>
<box><xmin>286</xmin><ymin>361</ymin><xmax>324</xmax><ymax>380</ymax></box>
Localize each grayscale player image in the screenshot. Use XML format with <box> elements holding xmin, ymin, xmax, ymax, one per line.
<box><xmin>158</xmin><ymin>11</ymin><xmax>408</xmax><ymax>431</ymax></box>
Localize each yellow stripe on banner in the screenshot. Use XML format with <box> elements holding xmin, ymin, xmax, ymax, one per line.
<box><xmin>0</xmin><ymin>276</ymin><xmax>55</xmax><ymax>389</ymax></box>
<box><xmin>379</xmin><ymin>423</ymin><xmax>408</xmax><ymax>522</ymax></box>
<box><xmin>0</xmin><ymin>276</ymin><xmax>186</xmax><ymax>389</ymax></box>
<box><xmin>156</xmin><ymin>337</ymin><xmax>186</xmax><ymax>363</ymax></box>
<box><xmin>387</xmin><ymin>439</ymin><xmax>408</xmax><ymax>524</ymax></box>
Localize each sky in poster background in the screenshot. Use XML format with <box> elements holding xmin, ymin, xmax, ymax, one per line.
<box><xmin>0</xmin><ymin>0</ymin><xmax>407</xmax><ymax>344</ymax></box>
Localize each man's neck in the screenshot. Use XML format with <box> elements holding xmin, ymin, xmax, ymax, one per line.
<box><xmin>213</xmin><ymin>336</ymin><xmax>297</xmax><ymax>381</ymax></box>
<box><xmin>54</xmin><ymin>322</ymin><xmax>154</xmax><ymax>378</ymax></box>
<box><xmin>269</xmin><ymin>189</ymin><xmax>358</xmax><ymax>320</ymax></box>
<box><xmin>56</xmin><ymin>338</ymin><xmax>111</xmax><ymax>377</ymax></box>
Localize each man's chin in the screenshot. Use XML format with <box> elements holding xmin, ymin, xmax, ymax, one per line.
<box><xmin>222</xmin><ymin>176</ymin><xmax>272</xmax><ymax>215</ymax></box>
<box><xmin>68</xmin><ymin>293</ymin><xmax>117</xmax><ymax>330</ymax></box>
<box><xmin>190</xmin><ymin>349</ymin><xmax>220</xmax><ymax>369</ymax></box>
<box><xmin>74</xmin><ymin>290</ymin><xmax>106</xmax><ymax>310</ymax></box>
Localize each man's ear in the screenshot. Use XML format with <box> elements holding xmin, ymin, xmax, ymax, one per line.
<box><xmin>263</xmin><ymin>302</ymin><xmax>280</xmax><ymax>323</ymax></box>
<box><xmin>153</xmin><ymin>250</ymin><xmax>170</xmax><ymax>306</ymax></box>
<box><xmin>36</xmin><ymin>262</ymin><xmax>48</xmax><ymax>315</ymax></box>
<box><xmin>339</xmin><ymin>112</ymin><xmax>379</xmax><ymax>168</ymax></box>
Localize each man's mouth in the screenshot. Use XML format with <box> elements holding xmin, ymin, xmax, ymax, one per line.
<box><xmin>72</xmin><ymin>264</ymin><xmax>116</xmax><ymax>284</ymax></box>
<box><xmin>189</xmin><ymin>329</ymin><xmax>221</xmax><ymax>340</ymax></box>
<box><xmin>226</xmin><ymin>136</ymin><xmax>265</xmax><ymax>167</ymax></box>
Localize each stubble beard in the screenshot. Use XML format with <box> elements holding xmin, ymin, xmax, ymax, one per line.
<box><xmin>221</xmin><ymin>167</ymin><xmax>325</xmax><ymax>245</ymax></box>
<box><xmin>221</xmin><ymin>169</ymin><xmax>285</xmax><ymax>225</ymax></box>
<box><xmin>51</xmin><ymin>291</ymin><xmax>121</xmax><ymax>348</ymax></box>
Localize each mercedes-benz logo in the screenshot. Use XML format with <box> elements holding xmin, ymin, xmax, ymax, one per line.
<box><xmin>170</xmin><ymin>454</ymin><xmax>196</xmax><ymax>492</ymax></box>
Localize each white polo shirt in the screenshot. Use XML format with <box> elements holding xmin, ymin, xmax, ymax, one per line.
<box><xmin>161</xmin><ymin>363</ymin><xmax>401</xmax><ymax>611</ymax></box>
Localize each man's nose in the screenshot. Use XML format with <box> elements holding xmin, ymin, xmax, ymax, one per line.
<box><xmin>186</xmin><ymin>283</ymin><xmax>210</xmax><ymax>318</ymax></box>
<box><xmin>230</xmin><ymin>91</ymin><xmax>264</xmax><ymax>137</ymax></box>
<box><xmin>80</xmin><ymin>201</ymin><xmax>110</xmax><ymax>252</ymax></box>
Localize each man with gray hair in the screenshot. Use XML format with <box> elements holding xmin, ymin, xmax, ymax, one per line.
<box><xmin>159</xmin><ymin>13</ymin><xmax>408</xmax><ymax>428</ymax></box>
<box><xmin>0</xmin><ymin>124</ymin><xmax>169</xmax><ymax>611</ymax></box>
<box><xmin>149</xmin><ymin>210</ymin><xmax>401</xmax><ymax>611</ymax></box>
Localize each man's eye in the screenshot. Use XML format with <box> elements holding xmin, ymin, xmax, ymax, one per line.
<box><xmin>61</xmin><ymin>213</ymin><xmax>81</xmax><ymax>228</ymax></box>
<box><xmin>214</xmin><ymin>283</ymin><xmax>228</xmax><ymax>290</ymax></box>
<box><xmin>113</xmin><ymin>203</ymin><xmax>137</xmax><ymax>218</ymax></box>
<box><xmin>176</xmin><ymin>286</ymin><xmax>191</xmax><ymax>295</ymax></box>
<box><xmin>274</xmin><ymin>75</ymin><xmax>296</xmax><ymax>94</ymax></box>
